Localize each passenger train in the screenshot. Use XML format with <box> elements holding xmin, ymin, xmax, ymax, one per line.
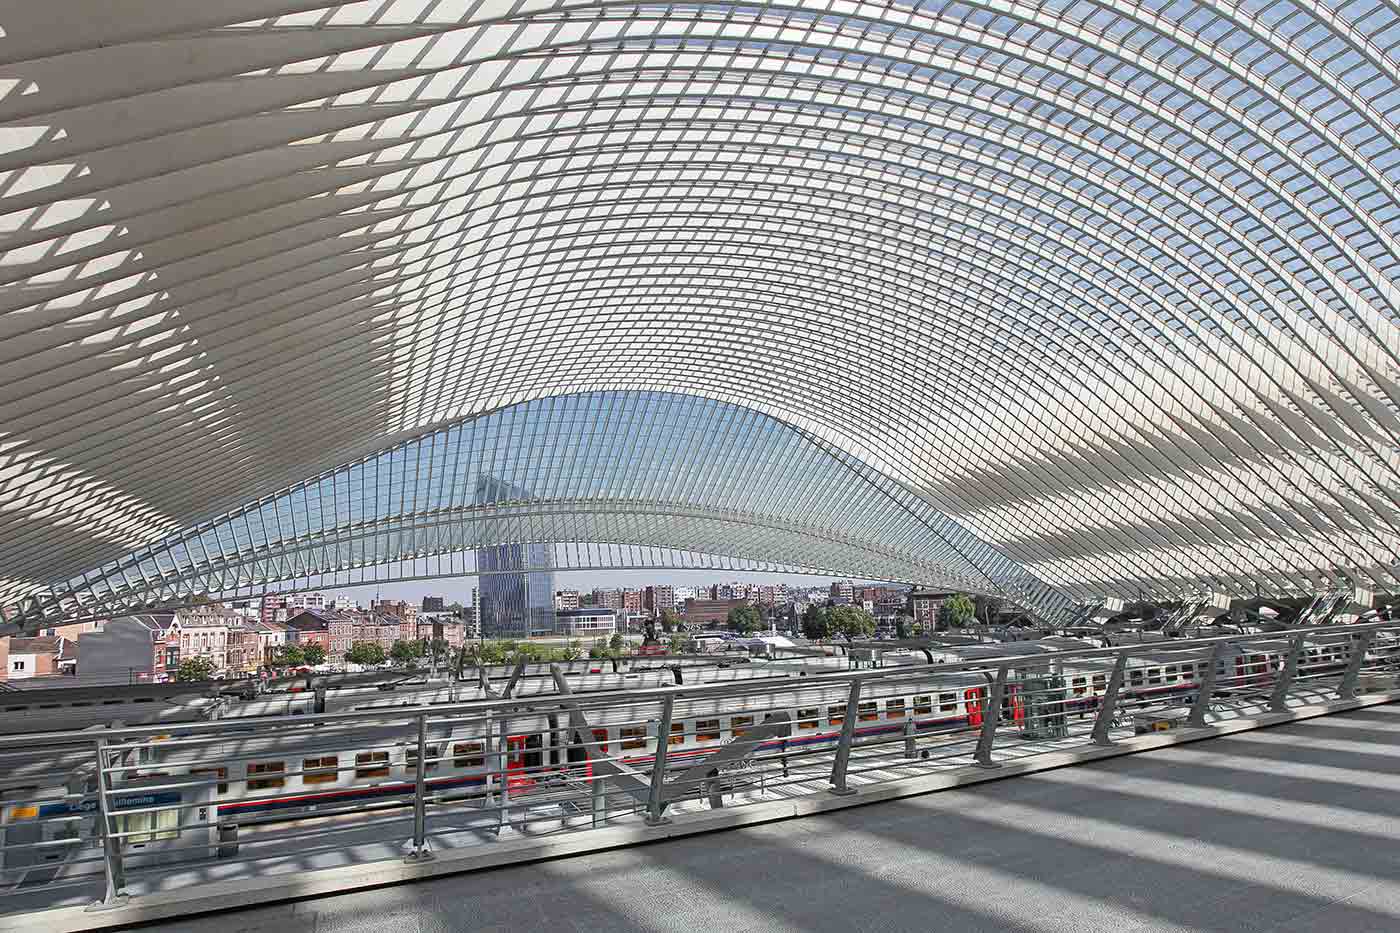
<box><xmin>0</xmin><ymin>635</ymin><xmax>1372</xmax><ymax>869</ymax></box>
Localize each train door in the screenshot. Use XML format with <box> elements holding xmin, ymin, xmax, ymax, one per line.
<box><xmin>505</xmin><ymin>735</ymin><xmax>544</xmax><ymax>791</ymax></box>
<box><xmin>1003</xmin><ymin>684</ymin><xmax>1025</xmax><ymax>725</ymax></box>
<box><xmin>965</xmin><ymin>688</ymin><xmax>984</xmax><ymax>728</ymax></box>
<box><xmin>565</xmin><ymin>732</ymin><xmax>591</xmax><ymax>781</ymax></box>
<box><xmin>1246</xmin><ymin>653</ymin><xmax>1267</xmax><ymax>686</ymax></box>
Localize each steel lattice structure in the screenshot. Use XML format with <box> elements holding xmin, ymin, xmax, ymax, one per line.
<box><xmin>1</xmin><ymin>0</ymin><xmax>1399</xmax><ymax>630</ymax></box>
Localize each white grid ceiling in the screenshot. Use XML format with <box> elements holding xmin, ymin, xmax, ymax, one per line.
<box><xmin>1</xmin><ymin>0</ymin><xmax>1398</xmax><ymax>627</ymax></box>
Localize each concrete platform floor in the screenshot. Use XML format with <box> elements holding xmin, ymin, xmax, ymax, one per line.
<box><xmin>145</xmin><ymin>701</ymin><xmax>1400</xmax><ymax>933</ymax></box>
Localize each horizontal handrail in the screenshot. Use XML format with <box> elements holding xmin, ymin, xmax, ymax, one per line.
<box><xmin>1</xmin><ymin>619</ymin><xmax>1394</xmax><ymax>751</ymax></box>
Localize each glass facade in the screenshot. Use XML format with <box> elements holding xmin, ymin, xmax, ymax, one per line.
<box><xmin>476</xmin><ymin>543</ymin><xmax>557</xmax><ymax>639</ymax></box>
<box><xmin>475</xmin><ymin>474</ymin><xmax>557</xmax><ymax>637</ymax></box>
<box><xmin>1</xmin><ymin>2</ymin><xmax>1397</xmax><ymax>630</ymax></box>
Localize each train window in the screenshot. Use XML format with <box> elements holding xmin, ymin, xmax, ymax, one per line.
<box><xmin>858</xmin><ymin>702</ymin><xmax>878</xmax><ymax>722</ymax></box>
<box><xmin>731</xmin><ymin>715</ymin><xmax>754</xmax><ymax>738</ymax></box>
<box><xmin>885</xmin><ymin>699</ymin><xmax>905</xmax><ymax>719</ymax></box>
<box><xmin>118</xmin><ymin>807</ymin><xmax>180</xmax><ymax>844</ymax></box>
<box><xmin>191</xmin><ymin>767</ymin><xmax>228</xmax><ymax>795</ymax></box>
<box><xmin>302</xmin><ymin>756</ymin><xmax>339</xmax><ymax>785</ymax></box>
<box><xmin>1071</xmin><ymin>677</ymin><xmax>1086</xmax><ymax>696</ymax></box>
<box><xmin>1092</xmin><ymin>674</ymin><xmax>1106</xmax><ymax>691</ymax></box>
<box><xmin>620</xmin><ymin>726</ymin><xmax>647</xmax><ymax>750</ymax></box>
<box><xmin>247</xmin><ymin>762</ymin><xmax>285</xmax><ymax>790</ymax></box>
<box><xmin>1180</xmin><ymin>666</ymin><xmax>1194</xmax><ymax>680</ymax></box>
<box><xmin>355</xmin><ymin>752</ymin><xmax>390</xmax><ymax>779</ymax></box>
<box><xmin>828</xmin><ymin>705</ymin><xmax>846</xmax><ymax>726</ymax></box>
<box><xmin>668</xmin><ymin>723</ymin><xmax>685</xmax><ymax>747</ymax></box>
<box><xmin>939</xmin><ymin>693</ymin><xmax>957</xmax><ymax>711</ymax></box>
<box><xmin>1147</xmin><ymin>668</ymin><xmax>1162</xmax><ymax>685</ymax></box>
<box><xmin>405</xmin><ymin>746</ymin><xmax>441</xmax><ymax>773</ymax></box>
<box><xmin>1164</xmin><ymin>666</ymin><xmax>1177</xmax><ymax>683</ymax></box>
<box><xmin>913</xmin><ymin>696</ymin><xmax>932</xmax><ymax>715</ymax></box>
<box><xmin>696</xmin><ymin>719</ymin><xmax>721</xmax><ymax>741</ymax></box>
<box><xmin>797</xmin><ymin>708</ymin><xmax>819</xmax><ymax>729</ymax></box>
<box><xmin>1129</xmin><ymin>670</ymin><xmax>1144</xmax><ymax>686</ymax></box>
<box><xmin>453</xmin><ymin>743</ymin><xmax>484</xmax><ymax>768</ymax></box>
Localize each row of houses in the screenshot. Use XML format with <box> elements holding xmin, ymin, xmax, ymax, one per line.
<box><xmin>6</xmin><ymin>605</ymin><xmax>471</xmax><ymax>684</ymax></box>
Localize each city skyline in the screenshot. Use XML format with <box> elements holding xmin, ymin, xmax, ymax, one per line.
<box><xmin>322</xmin><ymin>569</ymin><xmax>872</xmax><ymax>608</ymax></box>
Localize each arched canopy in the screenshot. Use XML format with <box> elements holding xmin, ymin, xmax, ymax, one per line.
<box><xmin>1</xmin><ymin>0</ymin><xmax>1398</xmax><ymax>630</ymax></box>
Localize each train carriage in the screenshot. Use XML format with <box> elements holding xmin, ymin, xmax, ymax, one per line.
<box><xmin>0</xmin><ymin>633</ymin><xmax>1366</xmax><ymax>874</ymax></box>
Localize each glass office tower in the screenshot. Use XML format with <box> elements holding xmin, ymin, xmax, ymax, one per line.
<box><xmin>475</xmin><ymin>475</ymin><xmax>557</xmax><ymax>638</ymax></box>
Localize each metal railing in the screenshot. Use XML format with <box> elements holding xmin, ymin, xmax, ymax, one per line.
<box><xmin>1</xmin><ymin>620</ymin><xmax>1397</xmax><ymax>918</ymax></box>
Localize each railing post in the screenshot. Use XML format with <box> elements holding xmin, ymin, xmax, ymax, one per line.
<box><xmin>646</xmin><ymin>695</ymin><xmax>675</xmax><ymax>826</ymax></box>
<box><xmin>498</xmin><ymin>714</ymin><xmax>512</xmax><ymax>836</ymax></box>
<box><xmin>591</xmin><ymin>767</ymin><xmax>606</xmax><ymax>827</ymax></box>
<box><xmin>829</xmin><ymin>678</ymin><xmax>862</xmax><ymax>795</ymax></box>
<box><xmin>1188</xmin><ymin>642</ymin><xmax>1225</xmax><ymax>729</ymax></box>
<box><xmin>974</xmin><ymin>665</ymin><xmax>1008</xmax><ymax>768</ymax></box>
<box><xmin>1270</xmin><ymin>633</ymin><xmax>1308</xmax><ymax>713</ymax></box>
<box><xmin>1090</xmin><ymin>651</ymin><xmax>1129</xmax><ymax>746</ymax></box>
<box><xmin>405</xmin><ymin>713</ymin><xmax>432</xmax><ymax>861</ymax></box>
<box><xmin>1338</xmin><ymin>631</ymin><xmax>1376</xmax><ymax>700</ymax></box>
<box><xmin>88</xmin><ymin>737</ymin><xmax>127</xmax><ymax>910</ymax></box>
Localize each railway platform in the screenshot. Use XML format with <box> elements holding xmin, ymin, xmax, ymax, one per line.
<box><xmin>140</xmin><ymin>701</ymin><xmax>1400</xmax><ymax>933</ymax></box>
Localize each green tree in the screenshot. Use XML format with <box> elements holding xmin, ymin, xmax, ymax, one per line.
<box><xmin>302</xmin><ymin>643</ymin><xmax>327</xmax><ymax>666</ymax></box>
<box><xmin>563</xmin><ymin>640</ymin><xmax>582</xmax><ymax>661</ymax></box>
<box><xmin>829</xmin><ymin>605</ymin><xmax>876</xmax><ymax>641</ymax></box>
<box><xmin>390</xmin><ymin>640</ymin><xmax>424</xmax><ymax>666</ymax></box>
<box><xmin>659</xmin><ymin>608</ymin><xmax>680</xmax><ymax>634</ymax></box>
<box><xmin>894</xmin><ymin>617</ymin><xmax>909</xmax><ymax>640</ymax></box>
<box><xmin>473</xmin><ymin>640</ymin><xmax>510</xmax><ymax>665</ymax></box>
<box><xmin>271</xmin><ymin>644</ymin><xmax>305</xmax><ymax>669</ymax></box>
<box><xmin>668</xmin><ymin>633</ymin><xmax>688</xmax><ymax>654</ymax></box>
<box><xmin>608</xmin><ymin>633</ymin><xmax>625</xmax><ymax>653</ymax></box>
<box><xmin>726</xmin><ymin>603</ymin><xmax>763</xmax><ymax>635</ymax></box>
<box><xmin>945</xmin><ymin>594</ymin><xmax>976</xmax><ymax>628</ymax></box>
<box><xmin>345</xmin><ymin>641</ymin><xmax>386</xmax><ymax>666</ymax></box>
<box><xmin>176</xmin><ymin>656</ymin><xmax>217</xmax><ymax>682</ymax></box>
<box><xmin>801</xmin><ymin>604</ymin><xmax>831</xmax><ymax>640</ymax></box>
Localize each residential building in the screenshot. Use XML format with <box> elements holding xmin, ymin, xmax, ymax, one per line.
<box><xmin>287</xmin><ymin>592</ymin><xmax>328</xmax><ymax>612</ymax></box>
<box><xmin>168</xmin><ymin>607</ymin><xmax>246</xmax><ymax>673</ymax></box>
<box><xmin>644</xmin><ymin>585</ymin><xmax>675</xmax><ymax>614</ymax></box>
<box><xmin>225</xmin><ymin>627</ymin><xmax>261</xmax><ymax>676</ymax></box>
<box><xmin>418</xmin><ymin>616</ymin><xmax>468</xmax><ymax>649</ymax></box>
<box><xmin>683</xmin><ymin>597</ymin><xmax>749</xmax><ymax>626</ymax></box>
<box><xmin>251</xmin><ymin>619</ymin><xmax>291</xmax><ymax>661</ymax></box>
<box><xmin>6</xmin><ymin>637</ymin><xmax>66</xmax><ymax>680</ymax></box>
<box><xmin>554</xmin><ymin>590</ymin><xmax>581</xmax><ymax>611</ymax></box>
<box><xmin>830</xmin><ymin>580</ymin><xmax>855</xmax><ymax>604</ymax></box>
<box><xmin>371</xmin><ymin>599</ymin><xmax>417</xmax><ymax>623</ymax></box>
<box><xmin>283</xmin><ymin>611</ymin><xmax>333</xmax><ymax>657</ymax></box>
<box><xmin>911</xmin><ymin>591</ymin><xmax>956</xmax><ymax>632</ymax></box>
<box><xmin>259</xmin><ymin>594</ymin><xmax>288</xmax><ymax>624</ymax></box>
<box><xmin>421</xmin><ymin>596</ymin><xmax>445</xmax><ymax>613</ymax></box>
<box><xmin>326</xmin><ymin>610</ymin><xmax>357</xmax><ymax>658</ymax></box>
<box><xmin>37</xmin><ymin>619</ymin><xmax>104</xmax><ymax>640</ymax></box>
<box><xmin>591</xmin><ymin>588</ymin><xmax>623</xmax><ymax>612</ymax></box>
<box><xmin>77</xmin><ymin>614</ymin><xmax>176</xmax><ymax>683</ymax></box>
<box><xmin>620</xmin><ymin>588</ymin><xmax>643</xmax><ymax>613</ymax></box>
